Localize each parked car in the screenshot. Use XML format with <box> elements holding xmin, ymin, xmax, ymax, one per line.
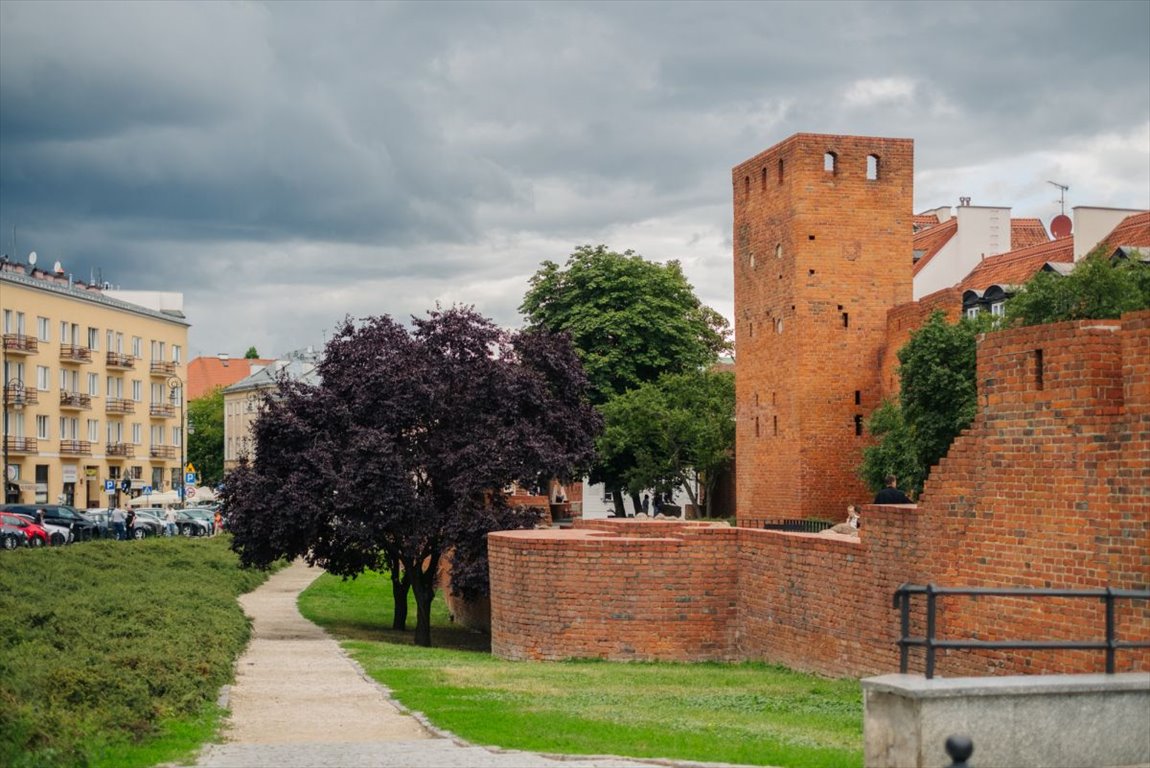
<box><xmin>1</xmin><ymin>520</ymin><xmax>27</xmax><ymax>549</ymax></box>
<box><xmin>128</xmin><ymin>509</ymin><xmax>166</xmax><ymax>539</ymax></box>
<box><xmin>0</xmin><ymin>504</ymin><xmax>98</xmax><ymax>542</ymax></box>
<box><xmin>83</xmin><ymin>509</ymin><xmax>116</xmax><ymax>539</ymax></box>
<box><xmin>174</xmin><ymin>509</ymin><xmax>212</xmax><ymax>536</ymax></box>
<box><xmin>0</xmin><ymin>512</ymin><xmax>49</xmax><ymax>547</ymax></box>
<box><xmin>9</xmin><ymin>512</ymin><xmax>72</xmax><ymax>546</ymax></box>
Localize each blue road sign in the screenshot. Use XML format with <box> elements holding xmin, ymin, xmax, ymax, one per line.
<box><xmin>143</xmin><ymin>485</ymin><xmax>153</xmax><ymax>495</ymax></box>
<box><xmin>185</xmin><ymin>472</ymin><xmax>196</xmax><ymax>485</ymax></box>
<box><xmin>104</xmin><ymin>480</ymin><xmax>115</xmax><ymax>492</ymax></box>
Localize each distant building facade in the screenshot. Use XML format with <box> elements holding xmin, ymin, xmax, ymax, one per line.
<box><xmin>2</xmin><ymin>260</ymin><xmax>190</xmax><ymax>507</ymax></box>
<box><xmin>222</xmin><ymin>355</ymin><xmax>319</xmax><ymax>472</ymax></box>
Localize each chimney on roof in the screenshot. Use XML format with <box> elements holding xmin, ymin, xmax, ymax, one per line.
<box><xmin>219</xmin><ymin>353</ymin><xmax>230</xmax><ymax>367</ymax></box>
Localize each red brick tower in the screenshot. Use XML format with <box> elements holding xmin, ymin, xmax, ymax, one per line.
<box><xmin>733</xmin><ymin>134</ymin><xmax>914</xmax><ymax>521</ymax></box>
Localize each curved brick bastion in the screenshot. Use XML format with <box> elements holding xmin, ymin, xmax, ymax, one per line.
<box><xmin>488</xmin><ymin>519</ymin><xmax>743</xmax><ymax>662</ymax></box>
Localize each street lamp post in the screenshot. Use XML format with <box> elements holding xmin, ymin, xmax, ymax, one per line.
<box><xmin>167</xmin><ymin>376</ymin><xmax>185</xmax><ymax>503</ymax></box>
<box><xmin>2</xmin><ymin>378</ymin><xmax>26</xmax><ymax>504</ymax></box>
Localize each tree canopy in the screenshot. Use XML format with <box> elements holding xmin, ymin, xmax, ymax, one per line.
<box><xmin>1004</xmin><ymin>246</ymin><xmax>1150</xmax><ymax>326</ymax></box>
<box><xmin>244</xmin><ymin>346</ymin><xmax>260</xmax><ymax>359</ymax></box>
<box><xmin>520</xmin><ymin>245</ymin><xmax>731</xmax><ymax>406</ymax></box>
<box><xmin>222</xmin><ymin>307</ymin><xmax>600</xmax><ymax>646</ymax></box>
<box><xmin>520</xmin><ymin>245</ymin><xmax>731</xmax><ymax>513</ymax></box>
<box><xmin>187</xmin><ymin>388</ymin><xmax>224</xmax><ymax>486</ymax></box>
<box><xmin>597</xmin><ymin>369</ymin><xmax>734</xmax><ymax>515</ymax></box>
<box><xmin>859</xmin><ymin>312</ymin><xmax>983</xmax><ymax>495</ymax></box>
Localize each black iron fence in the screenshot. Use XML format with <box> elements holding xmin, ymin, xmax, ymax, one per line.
<box><xmin>762</xmin><ymin>518</ymin><xmax>834</xmax><ymax>533</ymax></box>
<box><xmin>894</xmin><ymin>584</ymin><xmax>1150</xmax><ymax>678</ymax></box>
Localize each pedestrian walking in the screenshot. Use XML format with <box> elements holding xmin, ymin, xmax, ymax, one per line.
<box><xmin>164</xmin><ymin>507</ymin><xmax>178</xmax><ymax>537</ymax></box>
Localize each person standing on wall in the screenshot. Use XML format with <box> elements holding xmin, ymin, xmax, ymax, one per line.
<box><xmin>874</xmin><ymin>475</ymin><xmax>913</xmax><ymax>504</ymax></box>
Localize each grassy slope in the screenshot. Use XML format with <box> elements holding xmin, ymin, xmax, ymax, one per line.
<box><xmin>0</xmin><ymin>537</ymin><xmax>275</xmax><ymax>768</ymax></box>
<box><xmin>299</xmin><ymin>572</ymin><xmax>863</xmax><ymax>768</ymax></box>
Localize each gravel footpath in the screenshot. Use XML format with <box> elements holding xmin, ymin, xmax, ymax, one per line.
<box><xmin>181</xmin><ymin>560</ymin><xmax>763</xmax><ymax>768</ymax></box>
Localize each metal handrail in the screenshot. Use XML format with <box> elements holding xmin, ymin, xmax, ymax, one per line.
<box><xmin>894</xmin><ymin>583</ymin><xmax>1150</xmax><ymax>678</ymax></box>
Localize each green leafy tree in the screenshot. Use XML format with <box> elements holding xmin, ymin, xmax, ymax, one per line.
<box><xmin>858</xmin><ymin>400</ymin><xmax>922</xmax><ymax>495</ymax></box>
<box><xmin>521</xmin><ymin>245</ymin><xmax>731</xmax><ymax>514</ymax></box>
<box><xmin>859</xmin><ymin>312</ymin><xmax>985</xmax><ymax>496</ymax></box>
<box><xmin>1005</xmin><ymin>245</ymin><xmax>1150</xmax><ymax>326</ymax></box>
<box><xmin>599</xmin><ymin>370</ymin><xmax>734</xmax><ymax>516</ymax></box>
<box><xmin>188</xmin><ymin>387</ymin><xmax>225</xmax><ymax>486</ymax></box>
<box><xmin>244</xmin><ymin>346</ymin><xmax>260</xmax><ymax>359</ymax></box>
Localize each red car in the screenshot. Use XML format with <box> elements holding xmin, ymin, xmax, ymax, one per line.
<box><xmin>0</xmin><ymin>512</ymin><xmax>49</xmax><ymax>547</ymax></box>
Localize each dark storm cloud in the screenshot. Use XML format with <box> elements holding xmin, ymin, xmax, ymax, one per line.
<box><xmin>1</xmin><ymin>0</ymin><xmax>1147</xmax><ymax>357</ymax></box>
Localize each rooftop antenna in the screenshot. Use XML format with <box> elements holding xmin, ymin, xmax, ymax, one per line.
<box><xmin>1048</xmin><ymin>180</ymin><xmax>1069</xmax><ymax>215</ymax></box>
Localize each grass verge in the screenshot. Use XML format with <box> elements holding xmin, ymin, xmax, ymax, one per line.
<box><xmin>299</xmin><ymin>571</ymin><xmax>863</xmax><ymax>768</ymax></box>
<box><xmin>0</xmin><ymin>537</ymin><xmax>277</xmax><ymax>768</ymax></box>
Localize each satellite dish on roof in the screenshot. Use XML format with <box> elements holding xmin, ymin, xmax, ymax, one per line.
<box><xmin>53</xmin><ymin>260</ymin><xmax>63</xmax><ymax>274</ymax></box>
<box><xmin>1051</xmin><ymin>214</ymin><xmax>1072</xmax><ymax>239</ymax></box>
<box><xmin>28</xmin><ymin>251</ymin><xmax>37</xmax><ymax>266</ymax></box>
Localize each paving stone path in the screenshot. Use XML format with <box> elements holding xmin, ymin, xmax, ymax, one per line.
<box><xmin>187</xmin><ymin>560</ymin><xmax>762</xmax><ymax>768</ymax></box>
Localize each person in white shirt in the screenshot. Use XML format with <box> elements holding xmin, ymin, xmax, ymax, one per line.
<box><xmin>164</xmin><ymin>508</ymin><xmax>178</xmax><ymax>537</ymax></box>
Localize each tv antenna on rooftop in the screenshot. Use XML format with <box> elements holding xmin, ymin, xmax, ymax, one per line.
<box><xmin>1047</xmin><ymin>180</ymin><xmax>1069</xmax><ymax>215</ymax></box>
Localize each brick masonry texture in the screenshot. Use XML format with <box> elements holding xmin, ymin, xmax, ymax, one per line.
<box><xmin>488</xmin><ymin>312</ymin><xmax>1150</xmax><ymax>677</ymax></box>
<box><xmin>486</xmin><ymin>132</ymin><xmax>1148</xmax><ymax>677</ymax></box>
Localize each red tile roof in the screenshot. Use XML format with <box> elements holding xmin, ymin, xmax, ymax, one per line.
<box><xmin>959</xmin><ymin>237</ymin><xmax>1074</xmax><ymax>292</ymax></box>
<box><xmin>1098</xmin><ymin>211</ymin><xmax>1150</xmax><ymax>252</ymax></box>
<box><xmin>911</xmin><ymin>218</ymin><xmax>957</xmax><ymax>275</ymax></box>
<box><xmin>913</xmin><ymin>214</ymin><xmax>941</xmax><ymax>232</ymax></box>
<box><xmin>187</xmin><ymin>356</ymin><xmax>278</xmax><ymax>400</ymax></box>
<box><xmin>1010</xmin><ymin>218</ymin><xmax>1050</xmax><ymax>250</ymax></box>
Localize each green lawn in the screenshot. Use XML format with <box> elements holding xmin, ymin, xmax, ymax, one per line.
<box><xmin>299</xmin><ymin>572</ymin><xmax>864</xmax><ymax>768</ymax></box>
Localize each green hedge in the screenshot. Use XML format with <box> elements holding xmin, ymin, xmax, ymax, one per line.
<box><xmin>0</xmin><ymin>537</ymin><xmax>274</xmax><ymax>767</ymax></box>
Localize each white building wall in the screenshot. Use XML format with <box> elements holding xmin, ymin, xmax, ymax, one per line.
<box><xmin>1072</xmin><ymin>206</ymin><xmax>1146</xmax><ymax>260</ymax></box>
<box><xmin>913</xmin><ymin>206</ymin><xmax>1011</xmax><ymax>299</ymax></box>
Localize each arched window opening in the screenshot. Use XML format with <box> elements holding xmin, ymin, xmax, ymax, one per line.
<box><xmin>867</xmin><ymin>154</ymin><xmax>880</xmax><ymax>180</ymax></box>
<box><xmin>824</xmin><ymin>151</ymin><xmax>837</xmax><ymax>174</ymax></box>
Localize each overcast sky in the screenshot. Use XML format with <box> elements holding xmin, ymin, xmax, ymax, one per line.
<box><xmin>2</xmin><ymin>0</ymin><xmax>1148</xmax><ymax>360</ymax></box>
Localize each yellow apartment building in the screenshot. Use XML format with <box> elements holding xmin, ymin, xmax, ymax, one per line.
<box><xmin>222</xmin><ymin>356</ymin><xmax>318</xmax><ymax>473</ymax></box>
<box><xmin>2</xmin><ymin>260</ymin><xmax>190</xmax><ymax>508</ymax></box>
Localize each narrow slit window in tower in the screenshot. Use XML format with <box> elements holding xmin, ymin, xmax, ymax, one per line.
<box><xmin>867</xmin><ymin>154</ymin><xmax>880</xmax><ymax>180</ymax></box>
<box><xmin>854</xmin><ymin>390</ymin><xmax>861</xmax><ymax>405</ymax></box>
<box><xmin>761</xmin><ymin>167</ymin><xmax>767</xmax><ymax>190</ymax></box>
<box><xmin>773</xmin><ymin>415</ymin><xmax>778</xmax><ymax>436</ymax></box>
<box><xmin>824</xmin><ymin>152</ymin><xmax>837</xmax><ymax>173</ymax></box>
<box><xmin>744</xmin><ymin>175</ymin><xmax>750</xmax><ymax>195</ymax></box>
<box><xmin>1035</xmin><ymin>349</ymin><xmax>1044</xmax><ymax>390</ymax></box>
<box><xmin>777</xmin><ymin>158</ymin><xmax>784</xmax><ymax>183</ymax></box>
<box><xmin>854</xmin><ymin>415</ymin><xmax>863</xmax><ymax>436</ymax></box>
<box><xmin>842</xmin><ymin>312</ymin><xmax>849</xmax><ymax>328</ymax></box>
<box><xmin>755</xmin><ymin>416</ymin><xmax>760</xmax><ymax>438</ymax></box>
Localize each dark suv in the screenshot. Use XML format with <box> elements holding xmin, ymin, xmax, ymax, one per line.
<box><xmin>0</xmin><ymin>504</ymin><xmax>99</xmax><ymax>542</ymax></box>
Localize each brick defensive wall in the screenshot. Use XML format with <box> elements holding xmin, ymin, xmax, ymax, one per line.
<box><xmin>487</xmin><ymin>312</ymin><xmax>1150</xmax><ymax>677</ymax></box>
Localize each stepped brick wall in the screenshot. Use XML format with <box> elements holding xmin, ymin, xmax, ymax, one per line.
<box><xmin>487</xmin><ymin>313</ymin><xmax>1150</xmax><ymax>677</ymax></box>
<box><xmin>881</xmin><ymin>287</ymin><xmax>962</xmax><ymax>399</ymax></box>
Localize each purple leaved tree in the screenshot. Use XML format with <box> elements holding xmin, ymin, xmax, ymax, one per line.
<box><xmin>222</xmin><ymin>306</ymin><xmax>600</xmax><ymax>647</ymax></box>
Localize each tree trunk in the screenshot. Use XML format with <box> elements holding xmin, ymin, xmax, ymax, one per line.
<box><xmin>680</xmin><ymin>479</ymin><xmax>699</xmax><ymax>515</ymax></box>
<box><xmin>611</xmin><ymin>488</ymin><xmax>627</xmax><ymax>517</ymax></box>
<box><xmin>629</xmin><ymin>490</ymin><xmax>643</xmax><ymax>515</ymax></box>
<box><xmin>390</xmin><ymin>570</ymin><xmax>410</xmax><ymax>631</ymax></box>
<box><xmin>408</xmin><ymin>552</ymin><xmax>440</xmax><ymax>647</ymax></box>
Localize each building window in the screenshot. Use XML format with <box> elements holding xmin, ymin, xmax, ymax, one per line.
<box><xmin>965</xmin><ymin>306</ymin><xmax>981</xmax><ymax>320</ymax></box>
<box><xmin>88</xmin><ymin>419</ymin><xmax>99</xmax><ymax>443</ymax></box>
<box><xmin>151</xmin><ymin>425</ymin><xmax>164</xmax><ymax>446</ymax></box>
<box><xmin>824</xmin><ymin>151</ymin><xmax>837</xmax><ymax>173</ymax></box>
<box><xmin>174</xmin><ymin>427</ymin><xmax>183</xmax><ymax>448</ymax></box>
<box><xmin>172</xmin><ymin>345</ymin><xmax>182</xmax><ymax>364</ymax></box>
<box><xmin>867</xmin><ymin>154</ymin><xmax>880</xmax><ymax>180</ymax></box>
<box><xmin>36</xmin><ymin>366</ymin><xmax>50</xmax><ymax>391</ymax></box>
<box><xmin>776</xmin><ymin>243</ymin><xmax>783</xmax><ymax>259</ymax></box>
<box><xmin>37</xmin><ymin>415</ymin><xmax>50</xmax><ymax>440</ymax></box>
<box><xmin>854</xmin><ymin>414</ymin><xmax>864</xmax><ymax>436</ymax></box>
<box><xmin>132</xmin><ymin>380</ymin><xmax>142</xmax><ymax>402</ymax></box>
<box><xmin>744</xmin><ymin>175</ymin><xmax>750</xmax><ymax>196</ymax></box>
<box><xmin>132</xmin><ymin>423</ymin><xmax>142</xmax><ymax>445</ymax></box>
<box><xmin>132</xmin><ymin>336</ymin><xmax>142</xmax><ymax>357</ymax></box>
<box><xmin>88</xmin><ymin>373</ymin><xmax>99</xmax><ymax>396</ymax></box>
<box><xmin>1035</xmin><ymin>349</ymin><xmax>1044</xmax><ymax>391</ymax></box>
<box><xmin>37</xmin><ymin>317</ymin><xmax>50</xmax><ymax>342</ymax></box>
<box><xmin>842</xmin><ymin>312</ymin><xmax>849</xmax><ymax>328</ymax></box>
<box><xmin>855</xmin><ymin>390</ymin><xmax>861</xmax><ymax>405</ymax></box>
<box><xmin>777</xmin><ymin>158</ymin><xmax>784</xmax><ymax>183</ymax></box>
<box><xmin>761</xmin><ymin>167</ymin><xmax>767</xmax><ymax>190</ymax></box>
<box><xmin>991</xmin><ymin>302</ymin><xmax>1006</xmax><ymax>317</ymax></box>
